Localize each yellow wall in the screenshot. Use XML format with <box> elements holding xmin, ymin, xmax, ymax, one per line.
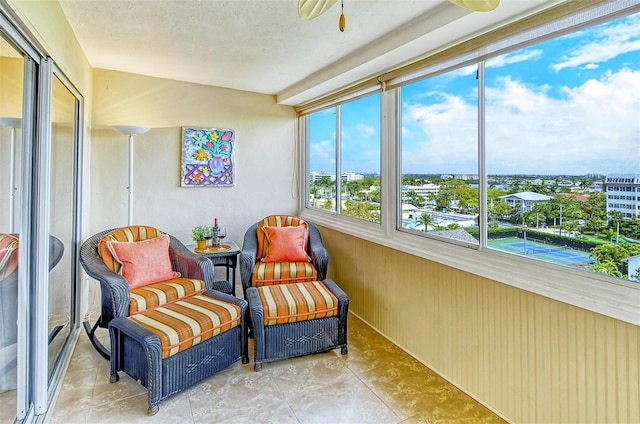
<box><xmin>90</xmin><ymin>69</ymin><xmax>299</xmax><ymax>244</ymax></box>
<box><xmin>321</xmin><ymin>227</ymin><xmax>640</xmax><ymax>423</ymax></box>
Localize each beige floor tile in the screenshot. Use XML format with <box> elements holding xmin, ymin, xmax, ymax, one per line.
<box><xmin>48</xmin><ymin>313</ymin><xmax>504</xmax><ymax>424</ymax></box>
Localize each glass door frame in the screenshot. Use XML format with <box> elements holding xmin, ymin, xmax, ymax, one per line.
<box><xmin>0</xmin><ymin>6</ymin><xmax>84</xmax><ymax>422</ymax></box>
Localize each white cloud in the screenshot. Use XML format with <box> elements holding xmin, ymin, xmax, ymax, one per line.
<box><xmin>484</xmin><ymin>68</ymin><xmax>640</xmax><ymax>174</ymax></box>
<box><xmin>310</xmin><ymin>139</ymin><xmax>335</xmax><ymax>170</ymax></box>
<box><xmin>552</xmin><ymin>16</ymin><xmax>640</xmax><ymax>71</ymax></box>
<box><xmin>356</xmin><ymin>123</ymin><xmax>375</xmax><ymax>135</ymax></box>
<box><xmin>402</xmin><ymin>68</ymin><xmax>640</xmax><ymax>175</ymax></box>
<box><xmin>402</xmin><ymin>92</ymin><xmax>478</xmax><ymax>173</ymax></box>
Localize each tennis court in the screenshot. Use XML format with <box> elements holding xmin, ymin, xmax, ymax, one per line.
<box><xmin>488</xmin><ymin>237</ymin><xmax>595</xmax><ymax>266</ymax></box>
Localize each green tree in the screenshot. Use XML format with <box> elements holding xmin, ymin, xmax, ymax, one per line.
<box><xmin>405</xmin><ymin>190</ymin><xmax>425</xmax><ymax>208</ymax></box>
<box><xmin>342</xmin><ymin>199</ymin><xmax>377</xmax><ymax>221</ymax></box>
<box><xmin>590</xmin><ymin>243</ymin><xmax>640</xmax><ymax>277</ymax></box>
<box><xmin>418</xmin><ymin>213</ymin><xmax>434</xmax><ymax>231</ymax></box>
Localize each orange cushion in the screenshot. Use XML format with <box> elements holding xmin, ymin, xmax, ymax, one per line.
<box><xmin>0</xmin><ymin>234</ymin><xmax>19</xmax><ymax>280</ymax></box>
<box><xmin>129</xmin><ymin>294</ymin><xmax>242</xmax><ymax>358</ymax></box>
<box><xmin>106</xmin><ymin>234</ymin><xmax>180</xmax><ymax>289</ymax></box>
<box><xmin>261</xmin><ymin>225</ymin><xmax>310</xmax><ymax>263</ymax></box>
<box><xmin>252</xmin><ymin>261</ymin><xmax>317</xmax><ymax>287</ymax></box>
<box><xmin>0</xmin><ymin>247</ymin><xmax>18</xmax><ymax>280</ymax></box>
<box><xmin>98</xmin><ymin>226</ymin><xmax>164</xmax><ymax>273</ymax></box>
<box><xmin>129</xmin><ymin>277</ymin><xmax>206</xmax><ymax>315</ymax></box>
<box><xmin>256</xmin><ymin>215</ymin><xmax>306</xmax><ymax>260</ymax></box>
<box><xmin>256</xmin><ymin>281</ymin><xmax>338</xmax><ymax>326</ymax></box>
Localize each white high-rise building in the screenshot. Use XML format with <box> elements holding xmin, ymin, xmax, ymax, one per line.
<box><xmin>605</xmin><ymin>174</ymin><xmax>640</xmax><ymax>219</ymax></box>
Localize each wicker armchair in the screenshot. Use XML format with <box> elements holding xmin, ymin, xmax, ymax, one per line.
<box><xmin>80</xmin><ymin>226</ymin><xmax>232</xmax><ymax>360</ymax></box>
<box><xmin>239</xmin><ymin>215</ymin><xmax>328</xmax><ymax>296</ymax></box>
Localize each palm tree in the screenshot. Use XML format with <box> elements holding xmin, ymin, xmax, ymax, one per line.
<box><xmin>419</xmin><ymin>213</ymin><xmax>434</xmax><ymax>231</ymax></box>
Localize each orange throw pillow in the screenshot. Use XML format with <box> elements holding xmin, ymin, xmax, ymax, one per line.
<box><xmin>261</xmin><ymin>225</ymin><xmax>311</xmax><ymax>263</ymax></box>
<box><xmin>106</xmin><ymin>234</ymin><xmax>180</xmax><ymax>289</ymax></box>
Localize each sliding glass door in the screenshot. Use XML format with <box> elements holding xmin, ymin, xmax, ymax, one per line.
<box><xmin>0</xmin><ymin>9</ymin><xmax>83</xmax><ymax>422</ymax></box>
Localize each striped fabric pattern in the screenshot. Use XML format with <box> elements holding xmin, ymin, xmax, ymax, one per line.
<box><xmin>0</xmin><ymin>234</ymin><xmax>19</xmax><ymax>280</ymax></box>
<box><xmin>256</xmin><ymin>215</ymin><xmax>307</xmax><ymax>261</ymax></box>
<box><xmin>98</xmin><ymin>226</ymin><xmax>165</xmax><ymax>273</ymax></box>
<box><xmin>256</xmin><ymin>281</ymin><xmax>338</xmax><ymax>326</ymax></box>
<box><xmin>129</xmin><ymin>294</ymin><xmax>241</xmax><ymax>359</ymax></box>
<box><xmin>129</xmin><ymin>277</ymin><xmax>206</xmax><ymax>315</ymax></box>
<box><xmin>252</xmin><ymin>261</ymin><xmax>317</xmax><ymax>287</ymax></box>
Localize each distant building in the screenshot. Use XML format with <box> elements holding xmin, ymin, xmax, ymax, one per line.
<box><xmin>624</xmin><ymin>255</ymin><xmax>640</xmax><ymax>282</ymax></box>
<box><xmin>341</xmin><ymin>172</ymin><xmax>364</xmax><ymax>182</ymax></box>
<box><xmin>605</xmin><ymin>174</ymin><xmax>640</xmax><ymax>219</ymax></box>
<box><xmin>499</xmin><ymin>191</ymin><xmax>553</xmax><ymax>212</ymax></box>
<box><xmin>404</xmin><ymin>184</ymin><xmax>440</xmax><ymax>198</ymax></box>
<box><xmin>309</xmin><ymin>171</ymin><xmax>336</xmax><ymax>182</ymax></box>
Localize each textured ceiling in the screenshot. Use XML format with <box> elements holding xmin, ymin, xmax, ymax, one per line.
<box><xmin>57</xmin><ymin>0</ymin><xmax>560</xmax><ymax>105</ymax></box>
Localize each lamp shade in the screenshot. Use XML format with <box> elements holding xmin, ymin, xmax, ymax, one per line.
<box><xmin>0</xmin><ymin>117</ymin><xmax>22</xmax><ymax>128</ymax></box>
<box><xmin>112</xmin><ymin>125</ymin><xmax>150</xmax><ymax>136</ymax></box>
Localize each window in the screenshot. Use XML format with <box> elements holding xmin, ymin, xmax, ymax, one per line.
<box><xmin>301</xmin><ymin>1</ymin><xmax>639</xmax><ymax>323</ymax></box>
<box><xmin>400</xmin><ymin>68</ymin><xmax>479</xmax><ymax>243</ymax></box>
<box><xmin>306</xmin><ymin>92</ymin><xmax>381</xmax><ymax>223</ymax></box>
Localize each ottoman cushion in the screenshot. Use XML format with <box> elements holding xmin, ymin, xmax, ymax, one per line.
<box><xmin>256</xmin><ymin>280</ymin><xmax>338</xmax><ymax>326</ymax></box>
<box><xmin>129</xmin><ymin>294</ymin><xmax>241</xmax><ymax>358</ymax></box>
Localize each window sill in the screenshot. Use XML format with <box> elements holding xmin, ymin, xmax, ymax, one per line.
<box><xmin>301</xmin><ymin>210</ymin><xmax>640</xmax><ymax>326</ymax></box>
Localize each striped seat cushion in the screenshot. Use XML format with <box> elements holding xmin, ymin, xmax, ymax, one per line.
<box><xmin>0</xmin><ymin>234</ymin><xmax>18</xmax><ymax>280</ymax></box>
<box><xmin>252</xmin><ymin>261</ymin><xmax>317</xmax><ymax>287</ymax></box>
<box><xmin>256</xmin><ymin>281</ymin><xmax>338</xmax><ymax>326</ymax></box>
<box><xmin>129</xmin><ymin>294</ymin><xmax>241</xmax><ymax>359</ymax></box>
<box><xmin>129</xmin><ymin>277</ymin><xmax>206</xmax><ymax>315</ymax></box>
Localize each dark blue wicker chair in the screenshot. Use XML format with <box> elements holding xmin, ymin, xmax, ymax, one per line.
<box><xmin>239</xmin><ymin>215</ymin><xmax>328</xmax><ymax>296</ymax></box>
<box><xmin>79</xmin><ymin>227</ymin><xmax>233</xmax><ymax>360</ymax></box>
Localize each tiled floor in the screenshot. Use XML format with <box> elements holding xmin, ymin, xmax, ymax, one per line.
<box><xmin>48</xmin><ymin>310</ymin><xmax>506</xmax><ymax>424</ymax></box>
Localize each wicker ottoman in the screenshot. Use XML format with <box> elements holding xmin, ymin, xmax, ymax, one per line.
<box><xmin>246</xmin><ymin>279</ymin><xmax>348</xmax><ymax>371</ymax></box>
<box><xmin>108</xmin><ymin>290</ymin><xmax>248</xmax><ymax>415</ymax></box>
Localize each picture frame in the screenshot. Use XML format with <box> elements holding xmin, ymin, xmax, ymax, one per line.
<box><xmin>181</xmin><ymin>127</ymin><xmax>234</xmax><ymax>187</ymax></box>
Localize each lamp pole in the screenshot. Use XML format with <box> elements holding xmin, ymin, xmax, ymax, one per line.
<box><xmin>559</xmin><ymin>205</ymin><xmax>563</xmax><ymax>237</ymax></box>
<box><xmin>112</xmin><ymin>125</ymin><xmax>150</xmax><ymax>225</ymax></box>
<box><xmin>0</xmin><ymin>117</ymin><xmax>21</xmax><ymax>232</ymax></box>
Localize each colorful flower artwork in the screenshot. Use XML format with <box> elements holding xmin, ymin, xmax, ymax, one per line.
<box><xmin>181</xmin><ymin>127</ymin><xmax>234</xmax><ymax>187</ymax></box>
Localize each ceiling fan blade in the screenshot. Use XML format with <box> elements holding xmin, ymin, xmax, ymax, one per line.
<box><xmin>448</xmin><ymin>0</ymin><xmax>500</xmax><ymax>12</ymax></box>
<box><xmin>298</xmin><ymin>0</ymin><xmax>338</xmax><ymax>20</ymax></box>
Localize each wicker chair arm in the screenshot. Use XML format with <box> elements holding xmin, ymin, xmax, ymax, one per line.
<box><xmin>80</xmin><ymin>232</ymin><xmax>131</xmax><ymax>324</ymax></box>
<box><xmin>239</xmin><ymin>223</ymin><xmax>259</xmax><ymax>290</ymax></box>
<box><xmin>308</xmin><ymin>223</ymin><xmax>328</xmax><ymax>281</ymax></box>
<box><xmin>167</xmin><ymin>235</ymin><xmax>215</xmax><ymax>287</ymax></box>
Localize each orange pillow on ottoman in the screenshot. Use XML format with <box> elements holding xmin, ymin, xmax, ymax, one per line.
<box><xmin>261</xmin><ymin>225</ymin><xmax>311</xmax><ymax>263</ymax></box>
<box><xmin>106</xmin><ymin>234</ymin><xmax>180</xmax><ymax>289</ymax></box>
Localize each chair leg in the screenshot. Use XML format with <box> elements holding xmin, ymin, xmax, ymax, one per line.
<box><xmin>83</xmin><ymin>319</ymin><xmax>110</xmax><ymax>360</ymax></box>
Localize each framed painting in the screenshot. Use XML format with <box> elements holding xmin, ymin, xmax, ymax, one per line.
<box><xmin>181</xmin><ymin>127</ymin><xmax>234</xmax><ymax>187</ymax></box>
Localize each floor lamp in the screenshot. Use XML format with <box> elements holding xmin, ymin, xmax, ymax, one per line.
<box><xmin>0</xmin><ymin>117</ymin><xmax>22</xmax><ymax>233</ymax></box>
<box><xmin>112</xmin><ymin>125</ymin><xmax>150</xmax><ymax>226</ymax></box>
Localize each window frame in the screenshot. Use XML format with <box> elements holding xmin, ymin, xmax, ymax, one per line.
<box><xmin>299</xmin><ymin>1</ymin><xmax>640</xmax><ymax>326</ymax></box>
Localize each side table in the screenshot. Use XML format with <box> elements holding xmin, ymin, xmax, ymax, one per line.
<box><xmin>190</xmin><ymin>240</ymin><xmax>241</xmax><ymax>296</ymax></box>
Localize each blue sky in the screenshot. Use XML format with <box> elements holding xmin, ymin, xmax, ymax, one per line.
<box><xmin>310</xmin><ymin>12</ymin><xmax>640</xmax><ymax>176</ymax></box>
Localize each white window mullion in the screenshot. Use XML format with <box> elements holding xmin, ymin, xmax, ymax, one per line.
<box><xmin>477</xmin><ymin>62</ymin><xmax>488</xmax><ymax>248</ymax></box>
<box><xmin>335</xmin><ymin>105</ymin><xmax>342</xmax><ymax>214</ymax></box>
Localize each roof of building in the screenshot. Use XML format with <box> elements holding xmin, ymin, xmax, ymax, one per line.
<box><xmin>498</xmin><ymin>191</ymin><xmax>553</xmax><ymax>201</ymax></box>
